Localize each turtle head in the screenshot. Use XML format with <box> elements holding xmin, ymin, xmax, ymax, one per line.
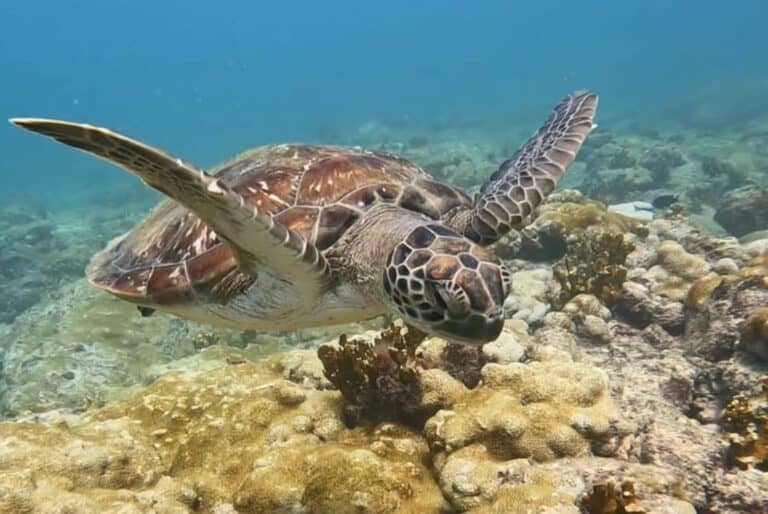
<box><xmin>383</xmin><ymin>223</ymin><xmax>511</xmax><ymax>344</ymax></box>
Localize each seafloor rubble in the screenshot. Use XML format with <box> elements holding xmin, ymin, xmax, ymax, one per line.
<box><xmin>0</xmin><ymin>187</ymin><xmax>157</xmax><ymax>324</ymax></box>
<box><xmin>0</xmin><ymin>117</ymin><xmax>767</xmax><ymax>513</ymax></box>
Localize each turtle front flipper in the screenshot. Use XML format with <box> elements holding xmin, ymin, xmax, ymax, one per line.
<box><xmin>10</xmin><ymin>118</ymin><xmax>330</xmax><ymax>297</ymax></box>
<box><xmin>450</xmin><ymin>90</ymin><xmax>598</xmax><ymax>245</ymax></box>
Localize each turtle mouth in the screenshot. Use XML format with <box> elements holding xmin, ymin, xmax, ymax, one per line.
<box><xmin>428</xmin><ymin>313</ymin><xmax>504</xmax><ymax>345</ymax></box>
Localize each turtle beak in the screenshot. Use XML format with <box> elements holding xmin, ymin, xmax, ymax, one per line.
<box><xmin>431</xmin><ymin>309</ymin><xmax>504</xmax><ymax>344</ymax></box>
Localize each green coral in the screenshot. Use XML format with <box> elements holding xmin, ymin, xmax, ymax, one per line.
<box><xmin>551</xmin><ymin>227</ymin><xmax>635</xmax><ymax>310</ymax></box>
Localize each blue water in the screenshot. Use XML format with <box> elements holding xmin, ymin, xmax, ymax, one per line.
<box><xmin>1</xmin><ymin>0</ymin><xmax>766</xmax><ymax>201</ymax></box>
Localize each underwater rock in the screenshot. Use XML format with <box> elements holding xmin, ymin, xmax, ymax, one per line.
<box><xmin>0</xmin><ymin>280</ymin><xmax>191</xmax><ymax>416</ymax></box>
<box><xmin>561</xmin><ymin>295</ymin><xmax>614</xmax><ymax>345</ymax></box>
<box><xmin>576</xmin><ymin>133</ymin><xmax>696</xmax><ymax>207</ymax></box>
<box><xmin>577</xmin><ymin>138</ymin><xmax>653</xmax><ymax>203</ymax></box>
<box><xmin>579</xmin><ymin>480</ymin><xmax>646</xmax><ymax>514</ymax></box>
<box><xmin>562</xmin><ymin>294</ymin><xmax>612</xmax><ymax>321</ymax></box>
<box><xmin>715</xmin><ymin>186</ymin><xmax>768</xmax><ymax>237</ymax></box>
<box><xmin>0</xmin><ymin>195</ymin><xmax>159</xmax><ymax>324</ymax></box>
<box><xmin>481</xmin><ymin>320</ymin><xmax>529</xmax><ymax>364</ymax></box>
<box><xmin>707</xmin><ymin>469</ymin><xmax>768</xmax><ymax>514</ymax></box>
<box><xmin>639</xmin><ymin>146</ymin><xmax>686</xmax><ymax>183</ymax></box>
<box><xmin>435</xmin><ymin>445</ymin><xmax>592</xmax><ymax>513</ymax></box>
<box><xmin>510</xmin><ymin>193</ymin><xmax>647</xmax><ymax>263</ymax></box>
<box><xmin>684</xmin><ymin>254</ymin><xmax>768</xmax><ymax>362</ymax></box>
<box><xmin>0</xmin><ymin>205</ymin><xmax>62</xmax><ymax>323</ymax></box>
<box><xmin>578</xmin><ymin>477</ymin><xmax>696</xmax><ymax>514</ymax></box>
<box><xmin>440</xmin><ymin>342</ymin><xmax>485</xmax><ymax>389</ymax></box>
<box><xmin>277</xmin><ymin>348</ymin><xmax>333</xmax><ymax>389</ymax></box>
<box><xmin>435</xmin><ymin>450</ymin><xmax>693</xmax><ymax>514</ymax></box>
<box><xmin>0</xmin><ymin>320</ymin><xmax>655</xmax><ymax>514</ymax></box>
<box><xmin>741</xmin><ymin>229</ymin><xmax>768</xmax><ymax>244</ymax></box>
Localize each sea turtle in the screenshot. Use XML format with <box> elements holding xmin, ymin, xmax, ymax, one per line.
<box><xmin>10</xmin><ymin>90</ymin><xmax>597</xmax><ymax>343</ymax></box>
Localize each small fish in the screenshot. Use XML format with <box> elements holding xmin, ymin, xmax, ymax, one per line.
<box><xmin>652</xmin><ymin>194</ymin><xmax>680</xmax><ymax>209</ymax></box>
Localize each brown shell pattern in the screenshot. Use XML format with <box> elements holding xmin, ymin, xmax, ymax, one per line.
<box><xmin>91</xmin><ymin>144</ymin><xmax>472</xmax><ymax>304</ymax></box>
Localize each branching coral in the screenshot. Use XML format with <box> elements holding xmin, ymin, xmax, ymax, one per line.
<box><xmin>580</xmin><ymin>480</ymin><xmax>646</xmax><ymax>514</ymax></box>
<box><xmin>722</xmin><ymin>375</ymin><xmax>768</xmax><ymax>470</ymax></box>
<box><xmin>317</xmin><ymin>324</ymin><xmax>429</xmax><ymax>427</ymax></box>
<box><xmin>551</xmin><ymin>228</ymin><xmax>635</xmax><ymax>310</ymax></box>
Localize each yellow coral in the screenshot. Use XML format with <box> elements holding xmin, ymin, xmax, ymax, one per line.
<box><xmin>425</xmin><ymin>361</ymin><xmax>627</xmax><ymax>463</ymax></box>
<box><xmin>580</xmin><ymin>480</ymin><xmax>646</xmax><ymax>514</ymax></box>
<box><xmin>722</xmin><ymin>375</ymin><xmax>768</xmax><ymax>470</ymax></box>
<box><xmin>740</xmin><ymin>308</ymin><xmax>768</xmax><ymax>350</ymax></box>
<box><xmin>0</xmin><ymin>359</ymin><xmax>445</xmax><ymax>514</ymax></box>
<box><xmin>685</xmin><ymin>275</ymin><xmax>723</xmax><ymax>311</ymax></box>
<box><xmin>531</xmin><ymin>201</ymin><xmax>648</xmax><ymax>236</ymax></box>
<box><xmin>552</xmin><ymin>228</ymin><xmax>634</xmax><ymax>308</ymax></box>
<box><xmin>685</xmin><ymin>253</ymin><xmax>768</xmax><ymax>310</ymax></box>
<box><xmin>644</xmin><ymin>241</ymin><xmax>713</xmax><ymax>301</ymax></box>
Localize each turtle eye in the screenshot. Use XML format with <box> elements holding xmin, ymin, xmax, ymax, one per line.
<box><xmin>429</xmin><ymin>281</ymin><xmax>470</xmax><ymax>318</ymax></box>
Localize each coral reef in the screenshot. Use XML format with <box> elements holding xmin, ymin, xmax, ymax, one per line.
<box><xmin>0</xmin><ymin>278</ymin><xmax>382</xmax><ymax>417</ymax></box>
<box><xmin>551</xmin><ymin>227</ymin><xmax>634</xmax><ymax>309</ymax></box>
<box><xmin>0</xmin><ymin>322</ymin><xmax>680</xmax><ymax>514</ymax></box>
<box><xmin>722</xmin><ymin>376</ymin><xmax>768</xmax><ymax>470</ymax></box>
<box><xmin>639</xmin><ymin>146</ymin><xmax>685</xmax><ymax>184</ymax></box>
<box><xmin>683</xmin><ymin>253</ymin><xmax>768</xmax><ymax>362</ymax></box>
<box><xmin>317</xmin><ymin>324</ymin><xmax>428</xmax><ymax>426</ymax></box>
<box><xmin>579</xmin><ymin>480</ymin><xmax>644</xmax><ymax>514</ymax></box>
<box><xmin>0</xmin><ymin>191</ymin><xmax>157</xmax><ymax>324</ymax></box>
<box><xmin>425</xmin><ymin>359</ymin><xmax>632</xmax><ymax>463</ymax></box>
<box><xmin>383</xmin><ymin>135</ymin><xmax>501</xmax><ymax>191</ymax></box>
<box><xmin>740</xmin><ymin>308</ymin><xmax>768</xmax><ymax>362</ymax></box>
<box><xmin>501</xmin><ymin>192</ymin><xmax>648</xmax><ymax>263</ymax></box>
<box><xmin>0</xmin><ymin>357</ymin><xmax>446</xmax><ymax>514</ymax></box>
<box><xmin>639</xmin><ymin>240</ymin><xmax>712</xmax><ymax>302</ymax></box>
<box><xmin>4</xmin><ymin>111</ymin><xmax>768</xmax><ymax>513</ymax></box>
<box><xmin>571</xmin><ymin>125</ymin><xmax>766</xmax><ymax>210</ymax></box>
<box><xmin>8</xmin><ymin>294</ymin><xmax>728</xmax><ymax>514</ymax></box>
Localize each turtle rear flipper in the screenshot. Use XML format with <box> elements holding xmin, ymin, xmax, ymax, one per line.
<box><xmin>10</xmin><ymin>118</ymin><xmax>330</xmax><ymax>297</ymax></box>
<box><xmin>457</xmin><ymin>90</ymin><xmax>598</xmax><ymax>245</ymax></box>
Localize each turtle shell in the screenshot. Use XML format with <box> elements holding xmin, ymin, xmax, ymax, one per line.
<box><xmin>89</xmin><ymin>144</ymin><xmax>472</xmax><ymax>304</ymax></box>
